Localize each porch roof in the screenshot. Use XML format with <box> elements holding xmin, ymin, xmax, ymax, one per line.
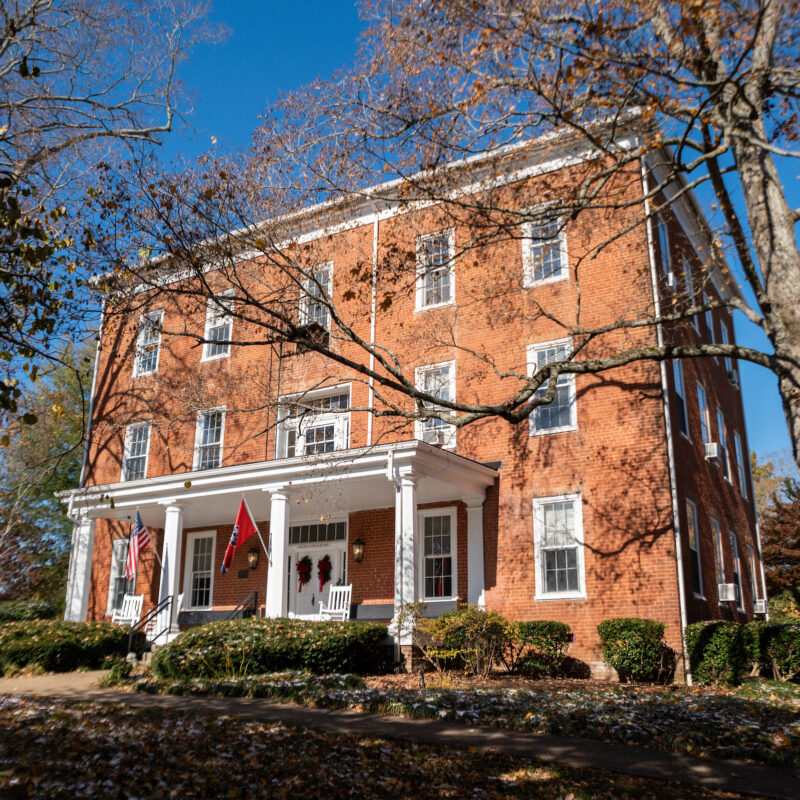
<box><xmin>60</xmin><ymin>440</ymin><xmax>498</xmax><ymax>530</ymax></box>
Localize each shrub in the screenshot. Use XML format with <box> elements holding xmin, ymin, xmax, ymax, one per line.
<box><xmin>756</xmin><ymin>623</ymin><xmax>800</xmax><ymax>682</ymax></box>
<box><xmin>501</xmin><ymin>621</ymin><xmax>571</xmax><ymax>676</ymax></box>
<box><xmin>598</xmin><ymin>618</ymin><xmax>670</xmax><ymax>683</ymax></box>
<box><xmin>151</xmin><ymin>618</ymin><xmax>389</xmax><ymax>679</ymax></box>
<box><xmin>0</xmin><ymin>620</ymin><xmax>129</xmax><ymax>674</ymax></box>
<box><xmin>0</xmin><ymin>599</ymin><xmax>58</xmax><ymax>622</ymax></box>
<box><xmin>684</xmin><ymin>620</ymin><xmax>760</xmax><ymax>686</ymax></box>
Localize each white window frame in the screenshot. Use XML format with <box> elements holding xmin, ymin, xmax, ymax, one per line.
<box><xmin>734</xmin><ymin>431</ymin><xmax>748</xmax><ymax>500</ymax></box>
<box><xmin>276</xmin><ymin>384</ymin><xmax>351</xmax><ymax>459</ymax></box>
<box><xmin>202</xmin><ymin>290</ymin><xmax>234</xmax><ymax>362</ymax></box>
<box><xmin>414</xmin><ymin>361</ymin><xmax>456</xmax><ymax>449</ymax></box>
<box><xmin>532</xmin><ymin>493</ymin><xmax>586</xmax><ymax>601</ymax></box>
<box><xmin>747</xmin><ymin>542</ymin><xmax>758</xmax><ymax>604</ymax></box>
<box><xmin>522</xmin><ymin>213</ymin><xmax>568</xmax><ymax>288</ymax></box>
<box><xmin>697</xmin><ymin>382</ymin><xmax>710</xmax><ymax>445</ymax></box>
<box><xmin>682</xmin><ymin>255</ymin><xmax>700</xmax><ymax>334</ymax></box>
<box><xmin>415</xmin><ymin>228</ymin><xmax>455</xmax><ymax>311</ymax></box>
<box><xmin>730</xmin><ymin>531</ymin><xmax>744</xmax><ymax>611</ymax></box>
<box><xmin>720</xmin><ymin>318</ymin><xmax>734</xmax><ymax>374</ymax></box>
<box><xmin>673</xmin><ymin>360</ymin><xmax>690</xmax><ymax>439</ymax></box>
<box><xmin>193</xmin><ymin>407</ymin><xmax>226</xmax><ymax>471</ymax></box>
<box><xmin>299</xmin><ymin>261</ymin><xmax>333</xmax><ymax>329</ymax></box>
<box><xmin>656</xmin><ymin>214</ymin><xmax>671</xmax><ymax>275</ymax></box>
<box><xmin>183</xmin><ymin>530</ymin><xmax>216</xmax><ymax>610</ymax></box>
<box><xmin>418</xmin><ymin>506</ymin><xmax>458</xmax><ymax>603</ymax></box>
<box><xmin>527</xmin><ymin>338</ymin><xmax>577</xmax><ymax>436</ymax></box>
<box><xmin>106</xmin><ymin>538</ymin><xmax>134</xmax><ymax>616</ymax></box>
<box><xmin>132</xmin><ymin>309</ymin><xmax>164</xmax><ymax>377</ymax></box>
<box><xmin>703</xmin><ymin>291</ymin><xmax>715</xmax><ymax>344</ymax></box>
<box><xmin>710</xmin><ymin>515</ymin><xmax>724</xmax><ymax>604</ymax></box>
<box><xmin>121</xmin><ymin>422</ymin><xmax>151</xmax><ymax>482</ymax></box>
<box><xmin>717</xmin><ymin>407</ymin><xmax>730</xmax><ymax>480</ymax></box>
<box><xmin>685</xmin><ymin>498</ymin><xmax>704</xmax><ymax>598</ymax></box>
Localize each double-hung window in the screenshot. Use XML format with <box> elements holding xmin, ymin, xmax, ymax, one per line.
<box><xmin>133</xmin><ymin>310</ymin><xmax>163</xmax><ymax>377</ymax></box>
<box><xmin>730</xmin><ymin>532</ymin><xmax>743</xmax><ymax>610</ymax></box>
<box><xmin>717</xmin><ymin>407</ymin><xmax>729</xmax><ymax>479</ymax></box>
<box><xmin>421</xmin><ymin>509</ymin><xmax>456</xmax><ymax>600</ymax></box>
<box><xmin>276</xmin><ymin>388</ymin><xmax>350</xmax><ymax>458</ymax></box>
<box><xmin>673</xmin><ymin>360</ymin><xmax>689</xmax><ymax>437</ymax></box>
<box><xmin>697</xmin><ymin>383</ymin><xmax>710</xmax><ymax>444</ymax></box>
<box><xmin>533</xmin><ymin>494</ymin><xmax>585</xmax><ymax>599</ymax></box>
<box><xmin>300</xmin><ymin>262</ymin><xmax>333</xmax><ymax>329</ymax></box>
<box><xmin>528</xmin><ymin>339</ymin><xmax>576</xmax><ymax>435</ymax></box>
<box><xmin>184</xmin><ymin>531</ymin><xmax>215</xmax><ymax>609</ymax></box>
<box><xmin>703</xmin><ymin>292</ymin><xmax>715</xmax><ymax>344</ymax></box>
<box><xmin>734</xmin><ymin>431</ymin><xmax>748</xmax><ymax>499</ymax></box>
<box><xmin>747</xmin><ymin>543</ymin><xmax>757</xmax><ymax>606</ymax></box>
<box><xmin>416</xmin><ymin>229</ymin><xmax>454</xmax><ymax>309</ymax></box>
<box><xmin>415</xmin><ymin>362</ymin><xmax>456</xmax><ymax>448</ymax></box>
<box><xmin>122</xmin><ymin>423</ymin><xmax>150</xmax><ymax>481</ymax></box>
<box><xmin>685</xmin><ymin>499</ymin><xmax>703</xmax><ymax>597</ymax></box>
<box><xmin>522</xmin><ymin>213</ymin><xmax>566</xmax><ymax>286</ymax></box>
<box><xmin>656</xmin><ymin>214</ymin><xmax>671</xmax><ymax>277</ymax></box>
<box><xmin>107</xmin><ymin>538</ymin><xmax>135</xmax><ymax>615</ymax></box>
<box><xmin>194</xmin><ymin>409</ymin><xmax>225</xmax><ymax>470</ymax></box>
<box><xmin>720</xmin><ymin>319</ymin><xmax>734</xmax><ymax>374</ymax></box>
<box><xmin>203</xmin><ymin>292</ymin><xmax>234</xmax><ymax>360</ymax></box>
<box><xmin>710</xmin><ymin>516</ymin><xmax>724</xmax><ymax>601</ymax></box>
<box><xmin>682</xmin><ymin>255</ymin><xmax>700</xmax><ymax>333</ymax></box>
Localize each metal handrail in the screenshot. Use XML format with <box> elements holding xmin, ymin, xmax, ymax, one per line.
<box><xmin>226</xmin><ymin>590</ymin><xmax>258</xmax><ymax>620</ymax></box>
<box><xmin>128</xmin><ymin>594</ymin><xmax>173</xmax><ymax>655</ymax></box>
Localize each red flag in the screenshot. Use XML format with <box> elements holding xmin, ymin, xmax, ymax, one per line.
<box><xmin>220</xmin><ymin>498</ymin><xmax>259</xmax><ymax>574</ymax></box>
<box><xmin>125</xmin><ymin>511</ymin><xmax>151</xmax><ymax>580</ymax></box>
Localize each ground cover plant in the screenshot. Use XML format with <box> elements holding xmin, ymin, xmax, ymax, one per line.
<box><xmin>112</xmin><ymin>669</ymin><xmax>800</xmax><ymax>767</ymax></box>
<box><xmin>151</xmin><ymin>618</ymin><xmax>389</xmax><ymax>678</ymax></box>
<box><xmin>0</xmin><ymin>600</ymin><xmax>58</xmax><ymax>623</ymax></box>
<box><xmin>0</xmin><ymin>620</ymin><xmax>128</xmax><ymax>675</ymax></box>
<box><xmin>0</xmin><ymin>695</ymin><xmax>772</xmax><ymax>799</ymax></box>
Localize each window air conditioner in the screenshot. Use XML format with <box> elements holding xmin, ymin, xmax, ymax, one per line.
<box><xmin>717</xmin><ymin>583</ymin><xmax>737</xmax><ymax>602</ymax></box>
<box><xmin>704</xmin><ymin>442</ymin><xmax>721</xmax><ymax>462</ymax></box>
<box><xmin>753</xmin><ymin>599</ymin><xmax>767</xmax><ymax>614</ymax></box>
<box><xmin>727</xmin><ymin>370</ymin><xmax>739</xmax><ymax>388</ymax></box>
<box><xmin>665</xmin><ymin>271</ymin><xmax>677</xmax><ymax>291</ymax></box>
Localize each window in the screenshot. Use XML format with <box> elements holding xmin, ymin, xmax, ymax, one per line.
<box><xmin>685</xmin><ymin>499</ymin><xmax>703</xmax><ymax>596</ymax></box>
<box><xmin>656</xmin><ymin>214</ymin><xmax>671</xmax><ymax>275</ymax></box>
<box><xmin>673</xmin><ymin>361</ymin><xmax>689</xmax><ymax>437</ymax></box>
<box><xmin>421</xmin><ymin>509</ymin><xmax>457</xmax><ymax>600</ymax></box>
<box><xmin>703</xmin><ymin>292</ymin><xmax>715</xmax><ymax>343</ymax></box>
<box><xmin>203</xmin><ymin>292</ymin><xmax>234</xmax><ymax>360</ymax></box>
<box><xmin>533</xmin><ymin>494</ymin><xmax>585</xmax><ymax>599</ymax></box>
<box><xmin>416</xmin><ymin>229</ymin><xmax>454</xmax><ymax>309</ymax></box>
<box><xmin>133</xmin><ymin>310</ymin><xmax>163</xmax><ymax>377</ymax></box>
<box><xmin>717</xmin><ymin>407</ymin><xmax>729</xmax><ymax>479</ymax></box>
<box><xmin>710</xmin><ymin>516</ymin><xmax>724</xmax><ymax>601</ymax></box>
<box><xmin>734</xmin><ymin>432</ymin><xmax>748</xmax><ymax>499</ymax></box>
<box><xmin>276</xmin><ymin>387</ymin><xmax>350</xmax><ymax>458</ymax></box>
<box><xmin>122</xmin><ymin>423</ymin><xmax>150</xmax><ymax>481</ymax></box>
<box><xmin>107</xmin><ymin>538</ymin><xmax>134</xmax><ymax>615</ymax></box>
<box><xmin>523</xmin><ymin>214</ymin><xmax>567</xmax><ymax>286</ymax></box>
<box><xmin>682</xmin><ymin>255</ymin><xmax>700</xmax><ymax>333</ymax></box>
<box><xmin>747</xmin><ymin>543</ymin><xmax>758</xmax><ymax>604</ymax></box>
<box><xmin>720</xmin><ymin>319</ymin><xmax>733</xmax><ymax>374</ymax></box>
<box><xmin>289</xmin><ymin>521</ymin><xmax>347</xmax><ymax>545</ymax></box>
<box><xmin>697</xmin><ymin>383</ymin><xmax>710</xmax><ymax>444</ymax></box>
<box><xmin>184</xmin><ymin>532</ymin><xmax>215</xmax><ymax>609</ymax></box>
<box><xmin>194</xmin><ymin>409</ymin><xmax>225</xmax><ymax>470</ymax></box>
<box><xmin>300</xmin><ymin>262</ymin><xmax>333</xmax><ymax>329</ymax></box>
<box><xmin>528</xmin><ymin>339</ymin><xmax>576</xmax><ymax>435</ymax></box>
<box><xmin>415</xmin><ymin>362</ymin><xmax>456</xmax><ymax>448</ymax></box>
<box><xmin>730</xmin><ymin>532</ymin><xmax>743</xmax><ymax>610</ymax></box>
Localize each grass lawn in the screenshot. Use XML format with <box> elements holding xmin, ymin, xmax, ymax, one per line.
<box><xmin>0</xmin><ymin>695</ymin><xmax>768</xmax><ymax>799</ymax></box>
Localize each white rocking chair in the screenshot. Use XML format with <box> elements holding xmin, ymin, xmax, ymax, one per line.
<box><xmin>111</xmin><ymin>593</ymin><xmax>143</xmax><ymax>626</ymax></box>
<box><xmin>318</xmin><ymin>584</ymin><xmax>352</xmax><ymax>622</ymax></box>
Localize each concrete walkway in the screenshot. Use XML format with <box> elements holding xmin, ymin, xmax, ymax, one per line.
<box><xmin>1</xmin><ymin>671</ymin><xmax>797</xmax><ymax>800</ymax></box>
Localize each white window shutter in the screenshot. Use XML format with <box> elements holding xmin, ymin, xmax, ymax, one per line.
<box><xmin>334</xmin><ymin>415</ymin><xmax>350</xmax><ymax>450</ymax></box>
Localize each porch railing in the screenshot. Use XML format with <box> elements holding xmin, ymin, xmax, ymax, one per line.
<box><xmin>226</xmin><ymin>590</ymin><xmax>258</xmax><ymax>620</ymax></box>
<box><xmin>128</xmin><ymin>594</ymin><xmax>174</xmax><ymax>657</ymax></box>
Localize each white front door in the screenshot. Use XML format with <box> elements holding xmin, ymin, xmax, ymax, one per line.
<box><xmin>289</xmin><ymin>544</ymin><xmax>347</xmax><ymax>618</ymax></box>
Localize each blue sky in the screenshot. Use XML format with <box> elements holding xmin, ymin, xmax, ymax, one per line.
<box><xmin>165</xmin><ymin>1</ymin><xmax>794</xmax><ymax>465</ymax></box>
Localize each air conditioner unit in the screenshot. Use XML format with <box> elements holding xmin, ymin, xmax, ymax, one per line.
<box><xmin>704</xmin><ymin>442</ymin><xmax>721</xmax><ymax>462</ymax></box>
<box><xmin>718</xmin><ymin>583</ymin><xmax>737</xmax><ymax>602</ymax></box>
<box><xmin>665</xmin><ymin>271</ymin><xmax>677</xmax><ymax>291</ymax></box>
<box><xmin>727</xmin><ymin>370</ymin><xmax>739</xmax><ymax>388</ymax></box>
<box><xmin>753</xmin><ymin>599</ymin><xmax>767</xmax><ymax>614</ymax></box>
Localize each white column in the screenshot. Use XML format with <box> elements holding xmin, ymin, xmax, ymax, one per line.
<box><xmin>392</xmin><ymin>471</ymin><xmax>417</xmax><ymax>645</ymax></box>
<box><xmin>159</xmin><ymin>504</ymin><xmax>183</xmax><ymax>633</ymax></box>
<box><xmin>64</xmin><ymin>515</ymin><xmax>95</xmax><ymax>621</ymax></box>
<box><xmin>265</xmin><ymin>490</ymin><xmax>290</xmax><ymax>618</ymax></box>
<box><xmin>465</xmin><ymin>494</ymin><xmax>486</xmax><ymax>607</ymax></box>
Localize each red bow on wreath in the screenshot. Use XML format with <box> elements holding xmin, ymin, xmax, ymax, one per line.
<box><xmin>296</xmin><ymin>556</ymin><xmax>313</xmax><ymax>592</ymax></box>
<box><xmin>317</xmin><ymin>555</ymin><xmax>332</xmax><ymax>592</ymax></box>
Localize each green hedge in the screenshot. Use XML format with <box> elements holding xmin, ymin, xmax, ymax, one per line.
<box><xmin>684</xmin><ymin>621</ymin><xmax>759</xmax><ymax>686</ymax></box>
<box><xmin>151</xmin><ymin>618</ymin><xmax>389</xmax><ymax>679</ymax></box>
<box><xmin>598</xmin><ymin>618</ymin><xmax>670</xmax><ymax>683</ymax></box>
<box><xmin>500</xmin><ymin>620</ymin><xmax>571</xmax><ymax>676</ymax></box>
<box><xmin>0</xmin><ymin>620</ymin><xmax>129</xmax><ymax>674</ymax></box>
<box><xmin>0</xmin><ymin>599</ymin><xmax>59</xmax><ymax>622</ymax></box>
<box><xmin>758</xmin><ymin>623</ymin><xmax>800</xmax><ymax>682</ymax></box>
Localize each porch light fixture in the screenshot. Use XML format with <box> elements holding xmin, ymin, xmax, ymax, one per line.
<box><xmin>352</xmin><ymin>538</ymin><xmax>365</xmax><ymax>563</ymax></box>
<box><xmin>247</xmin><ymin>547</ymin><xmax>259</xmax><ymax>570</ymax></box>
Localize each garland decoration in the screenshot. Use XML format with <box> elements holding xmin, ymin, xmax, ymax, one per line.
<box><xmin>317</xmin><ymin>554</ymin><xmax>332</xmax><ymax>592</ymax></box>
<box><xmin>296</xmin><ymin>555</ymin><xmax>313</xmax><ymax>592</ymax></box>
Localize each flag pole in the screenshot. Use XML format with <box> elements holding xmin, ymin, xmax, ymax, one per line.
<box><xmin>134</xmin><ymin>509</ymin><xmax>163</xmax><ymax>570</ymax></box>
<box><xmin>242</xmin><ymin>496</ymin><xmax>270</xmax><ymax>562</ymax></box>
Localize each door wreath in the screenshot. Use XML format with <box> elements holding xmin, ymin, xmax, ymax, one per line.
<box><xmin>296</xmin><ymin>555</ymin><xmax>313</xmax><ymax>592</ymax></box>
<box><xmin>317</xmin><ymin>554</ymin><xmax>332</xmax><ymax>592</ymax></box>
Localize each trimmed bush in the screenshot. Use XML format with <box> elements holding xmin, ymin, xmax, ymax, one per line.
<box><xmin>0</xmin><ymin>620</ymin><xmax>129</xmax><ymax>674</ymax></box>
<box><xmin>0</xmin><ymin>599</ymin><xmax>58</xmax><ymax>622</ymax></box>
<box><xmin>684</xmin><ymin>620</ymin><xmax>759</xmax><ymax>686</ymax></box>
<box><xmin>501</xmin><ymin>620</ymin><xmax>571</xmax><ymax>676</ymax></box>
<box><xmin>756</xmin><ymin>623</ymin><xmax>800</xmax><ymax>682</ymax></box>
<box><xmin>598</xmin><ymin>618</ymin><xmax>670</xmax><ymax>683</ymax></box>
<box><xmin>151</xmin><ymin>618</ymin><xmax>389</xmax><ymax>679</ymax></box>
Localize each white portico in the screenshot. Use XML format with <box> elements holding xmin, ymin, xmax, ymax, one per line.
<box><xmin>61</xmin><ymin>441</ymin><xmax>497</xmax><ymax>629</ymax></box>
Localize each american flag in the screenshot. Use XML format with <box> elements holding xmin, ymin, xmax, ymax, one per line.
<box><xmin>125</xmin><ymin>511</ymin><xmax>152</xmax><ymax>580</ymax></box>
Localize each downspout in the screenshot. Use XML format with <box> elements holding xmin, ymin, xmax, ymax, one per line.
<box><xmin>641</xmin><ymin>156</ymin><xmax>693</xmax><ymax>685</ymax></box>
<box><xmin>79</xmin><ymin>300</ymin><xmax>105</xmax><ymax>487</ymax></box>
<box><xmin>366</xmin><ymin>211</ymin><xmax>378</xmax><ymax>446</ymax></box>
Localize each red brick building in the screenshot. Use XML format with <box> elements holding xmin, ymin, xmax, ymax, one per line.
<box><xmin>61</xmin><ymin>133</ymin><xmax>765</xmax><ymax>678</ymax></box>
